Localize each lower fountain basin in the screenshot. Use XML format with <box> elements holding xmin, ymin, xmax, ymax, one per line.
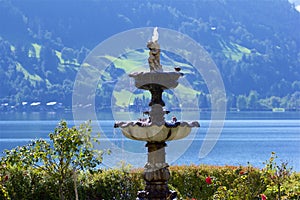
<box><xmin>115</xmin><ymin>121</ymin><xmax>200</xmax><ymax>142</ymax></box>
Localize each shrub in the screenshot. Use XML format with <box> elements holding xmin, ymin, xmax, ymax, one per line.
<box><xmin>0</xmin><ymin>175</ymin><xmax>10</xmax><ymax>200</ymax></box>
<box><xmin>78</xmin><ymin>167</ymin><xmax>144</xmax><ymax>199</ymax></box>
<box><xmin>262</xmin><ymin>152</ymin><xmax>298</xmax><ymax>200</ymax></box>
<box><xmin>168</xmin><ymin>159</ymin><xmax>299</xmax><ymax>200</ymax></box>
<box><xmin>1</xmin><ymin>120</ymin><xmax>106</xmax><ymax>200</ymax></box>
<box><xmin>1</xmin><ymin>163</ymin><xmax>299</xmax><ymax>199</ymax></box>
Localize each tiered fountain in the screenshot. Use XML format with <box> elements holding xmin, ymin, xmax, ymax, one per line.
<box><xmin>114</xmin><ymin>27</ymin><xmax>200</xmax><ymax>200</ymax></box>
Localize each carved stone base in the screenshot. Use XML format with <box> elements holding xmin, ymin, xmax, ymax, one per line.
<box><xmin>137</xmin><ymin>189</ymin><xmax>177</xmax><ymax>200</ymax></box>
<box><xmin>136</xmin><ymin>142</ymin><xmax>177</xmax><ymax>200</ymax></box>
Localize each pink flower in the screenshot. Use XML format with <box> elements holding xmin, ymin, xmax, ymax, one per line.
<box><xmin>205</xmin><ymin>176</ymin><xmax>212</xmax><ymax>184</ymax></box>
<box><xmin>261</xmin><ymin>194</ymin><xmax>267</xmax><ymax>200</ymax></box>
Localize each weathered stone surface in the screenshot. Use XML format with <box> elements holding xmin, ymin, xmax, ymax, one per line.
<box><xmin>129</xmin><ymin>71</ymin><xmax>181</xmax><ymax>90</ymax></box>
<box><xmin>114</xmin><ymin>121</ymin><xmax>199</xmax><ymax>142</ymax></box>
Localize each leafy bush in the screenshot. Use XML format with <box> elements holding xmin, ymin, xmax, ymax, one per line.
<box><xmin>168</xmin><ymin>153</ymin><xmax>300</xmax><ymax>200</ymax></box>
<box><xmin>1</xmin><ymin>162</ymin><xmax>299</xmax><ymax>199</ymax></box>
<box><xmin>169</xmin><ymin>165</ymin><xmax>264</xmax><ymax>200</ymax></box>
<box><xmin>262</xmin><ymin>152</ymin><xmax>300</xmax><ymax>199</ymax></box>
<box><xmin>1</xmin><ymin>120</ymin><xmax>106</xmax><ymax>200</ymax></box>
<box><xmin>0</xmin><ymin>121</ymin><xmax>299</xmax><ymax>200</ymax></box>
<box><xmin>0</xmin><ymin>175</ymin><xmax>10</xmax><ymax>200</ymax></box>
<box><xmin>77</xmin><ymin>167</ymin><xmax>143</xmax><ymax>199</ymax></box>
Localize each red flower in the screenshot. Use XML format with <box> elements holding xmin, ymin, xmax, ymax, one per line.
<box><xmin>239</xmin><ymin>171</ymin><xmax>245</xmax><ymax>175</ymax></box>
<box><xmin>4</xmin><ymin>175</ymin><xmax>8</xmax><ymax>181</ymax></box>
<box><xmin>261</xmin><ymin>194</ymin><xmax>267</xmax><ymax>200</ymax></box>
<box><xmin>205</xmin><ymin>176</ymin><xmax>212</xmax><ymax>184</ymax></box>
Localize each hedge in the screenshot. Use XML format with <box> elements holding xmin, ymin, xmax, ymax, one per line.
<box><xmin>1</xmin><ymin>163</ymin><xmax>300</xmax><ymax>200</ymax></box>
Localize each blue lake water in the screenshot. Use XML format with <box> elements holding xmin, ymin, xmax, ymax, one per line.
<box><xmin>0</xmin><ymin>111</ymin><xmax>299</xmax><ymax>171</ymax></box>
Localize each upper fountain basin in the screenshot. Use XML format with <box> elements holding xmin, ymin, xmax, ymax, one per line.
<box><xmin>129</xmin><ymin>71</ymin><xmax>182</xmax><ymax>90</ymax></box>
<box><xmin>115</xmin><ymin>121</ymin><xmax>200</xmax><ymax>142</ymax></box>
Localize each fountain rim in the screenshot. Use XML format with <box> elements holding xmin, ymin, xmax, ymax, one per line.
<box><xmin>115</xmin><ymin>121</ymin><xmax>200</xmax><ymax>142</ymax></box>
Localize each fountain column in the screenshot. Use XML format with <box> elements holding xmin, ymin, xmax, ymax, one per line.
<box><xmin>114</xmin><ymin>27</ymin><xmax>200</xmax><ymax>200</ymax></box>
<box><xmin>137</xmin><ymin>142</ymin><xmax>176</xmax><ymax>200</ymax></box>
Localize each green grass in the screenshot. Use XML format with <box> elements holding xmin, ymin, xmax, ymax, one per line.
<box><xmin>219</xmin><ymin>40</ymin><xmax>254</xmax><ymax>61</ymax></box>
<box><xmin>113</xmin><ymin>89</ymin><xmax>134</xmax><ymax>106</ymax></box>
<box><xmin>45</xmin><ymin>79</ymin><xmax>52</xmax><ymax>88</ymax></box>
<box><xmin>113</xmin><ymin>89</ymin><xmax>150</xmax><ymax>107</ymax></box>
<box><xmin>175</xmin><ymin>84</ymin><xmax>200</xmax><ymax>97</ymax></box>
<box><xmin>10</xmin><ymin>45</ymin><xmax>15</xmax><ymax>52</ymax></box>
<box><xmin>235</xmin><ymin>43</ymin><xmax>251</xmax><ymax>54</ymax></box>
<box><xmin>102</xmin><ymin>49</ymin><xmax>150</xmax><ymax>73</ymax></box>
<box><xmin>160</xmin><ymin>50</ymin><xmax>194</xmax><ymax>70</ymax></box>
<box><xmin>55</xmin><ymin>50</ymin><xmax>80</xmax><ymax>72</ymax></box>
<box><xmin>15</xmin><ymin>62</ymin><xmax>42</xmax><ymax>87</ymax></box>
<box><xmin>55</xmin><ymin>50</ymin><xmax>64</xmax><ymax>63</ymax></box>
<box><xmin>32</xmin><ymin>43</ymin><xmax>41</xmax><ymax>59</ymax></box>
<box><xmin>104</xmin><ymin>54</ymin><xmax>148</xmax><ymax>73</ymax></box>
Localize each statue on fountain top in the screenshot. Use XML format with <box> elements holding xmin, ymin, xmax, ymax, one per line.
<box><xmin>147</xmin><ymin>27</ymin><xmax>163</xmax><ymax>72</ymax></box>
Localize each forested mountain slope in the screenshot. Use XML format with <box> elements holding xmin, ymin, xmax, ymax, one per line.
<box><xmin>0</xmin><ymin>0</ymin><xmax>299</xmax><ymax>111</ymax></box>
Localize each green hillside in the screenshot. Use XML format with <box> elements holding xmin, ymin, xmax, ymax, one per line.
<box><xmin>0</xmin><ymin>0</ymin><xmax>299</xmax><ymax>111</ymax></box>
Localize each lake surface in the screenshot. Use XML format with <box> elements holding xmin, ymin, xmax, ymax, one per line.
<box><xmin>0</xmin><ymin>111</ymin><xmax>299</xmax><ymax>171</ymax></box>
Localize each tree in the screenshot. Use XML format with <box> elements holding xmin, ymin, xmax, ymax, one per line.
<box><xmin>227</xmin><ymin>94</ymin><xmax>237</xmax><ymax>110</ymax></box>
<box><xmin>288</xmin><ymin>92</ymin><xmax>300</xmax><ymax>110</ymax></box>
<box><xmin>77</xmin><ymin>47</ymin><xmax>90</xmax><ymax>64</ymax></box>
<box><xmin>198</xmin><ymin>93</ymin><xmax>209</xmax><ymax>109</ymax></box>
<box><xmin>247</xmin><ymin>90</ymin><xmax>259</xmax><ymax>110</ymax></box>
<box><xmin>236</xmin><ymin>95</ymin><xmax>247</xmax><ymax>111</ymax></box>
<box><xmin>270</xmin><ymin>96</ymin><xmax>281</xmax><ymax>108</ymax></box>
<box><xmin>61</xmin><ymin>47</ymin><xmax>76</xmax><ymax>63</ymax></box>
<box><xmin>1</xmin><ymin>120</ymin><xmax>106</xmax><ymax>200</ymax></box>
<box><xmin>40</xmin><ymin>45</ymin><xmax>59</xmax><ymax>74</ymax></box>
<box><xmin>292</xmin><ymin>81</ymin><xmax>300</xmax><ymax>93</ymax></box>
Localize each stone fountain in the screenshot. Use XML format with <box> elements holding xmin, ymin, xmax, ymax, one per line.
<box><xmin>114</xmin><ymin>27</ymin><xmax>200</xmax><ymax>200</ymax></box>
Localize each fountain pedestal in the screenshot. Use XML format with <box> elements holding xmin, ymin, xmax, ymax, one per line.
<box><xmin>137</xmin><ymin>142</ymin><xmax>176</xmax><ymax>200</ymax></box>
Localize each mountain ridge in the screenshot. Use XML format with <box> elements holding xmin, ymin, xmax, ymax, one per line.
<box><xmin>0</xmin><ymin>0</ymin><xmax>299</xmax><ymax>111</ymax></box>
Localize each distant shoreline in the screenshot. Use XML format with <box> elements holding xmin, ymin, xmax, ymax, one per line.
<box><xmin>0</xmin><ymin>110</ymin><xmax>299</xmax><ymax>121</ymax></box>
<box><xmin>0</xmin><ymin>107</ymin><xmax>299</xmax><ymax>113</ymax></box>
